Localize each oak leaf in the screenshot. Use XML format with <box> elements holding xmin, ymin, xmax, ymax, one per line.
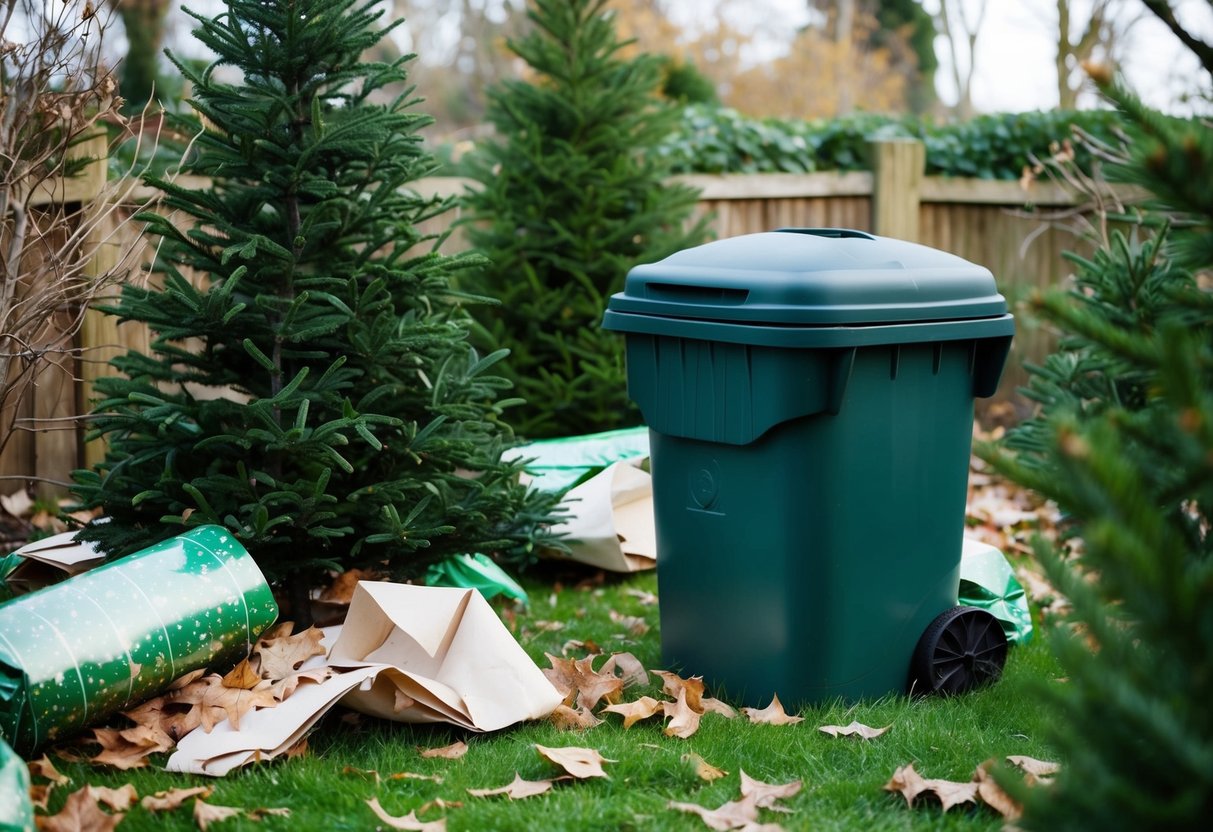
<box><xmin>36</xmin><ymin>786</ymin><xmax>122</xmax><ymax>832</ymax></box>
<box><xmin>655</xmin><ymin>670</ymin><xmax>705</xmax><ymax>712</ymax></box>
<box><xmin>741</xmin><ymin>694</ymin><xmax>803</xmax><ymax>726</ymax></box>
<box><xmin>28</xmin><ymin>755</ymin><xmax>70</xmax><ymax>785</ymax></box>
<box><xmin>89</xmin><ymin>727</ymin><xmax>160</xmax><ymax>770</ymax></box>
<box><xmin>140</xmin><ymin>787</ymin><xmax>212</xmax><ymax>812</ymax></box>
<box><xmin>169</xmin><ymin>674</ymin><xmax>277</xmax><ymax>732</ymax></box>
<box><xmin>467</xmin><ymin>773</ymin><xmax>557</xmax><ymax>800</ymax></box>
<box><xmin>542</xmin><ymin>654</ymin><xmax>623</xmax><ymax>711</ymax></box>
<box><xmin>251</xmin><ymin>624</ymin><xmax>326</xmax><ymax>680</ymax></box>
<box><xmin>818</xmin><ymin>721</ymin><xmax>890</xmax><ymax>739</ymax></box>
<box><xmin>85</xmin><ymin>784</ymin><xmax>137</xmax><ymax>812</ymax></box>
<box><xmin>193</xmin><ymin>799</ymin><xmax>243</xmax><ymax>830</ymax></box>
<box><xmin>668</xmin><ymin>794</ymin><xmax>760</xmax><ymax>830</ymax></box>
<box><xmin>683</xmin><ymin>753</ymin><xmax>728</xmax><ymax>782</ymax></box>
<box><xmin>663</xmin><ymin>689</ymin><xmax>703</xmax><ymax>739</ymax></box>
<box><xmin>601</xmin><ymin>696</ymin><xmax>663</xmax><ymax>729</ymax></box>
<box><xmin>220</xmin><ymin>659</ymin><xmax>261</xmax><ymax>691</ymax></box>
<box><xmin>535</xmin><ymin>744</ymin><xmax>614</xmax><ymax>779</ymax></box>
<box><xmin>420</xmin><ymin>741</ymin><xmax>468</xmax><ymax>760</ymax></box>
<box><xmin>739</xmin><ymin>770</ymin><xmax>802</xmax><ymax>808</ymax></box>
<box><xmin>550</xmin><ymin>704</ymin><xmax>603</xmax><ymax>730</ymax></box>
<box><xmin>365</xmin><ymin>798</ymin><xmax>446</xmax><ymax>831</ymax></box>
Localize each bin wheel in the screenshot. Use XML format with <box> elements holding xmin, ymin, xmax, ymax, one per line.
<box><xmin>908</xmin><ymin>606</ymin><xmax>1008</xmax><ymax>696</ymax></box>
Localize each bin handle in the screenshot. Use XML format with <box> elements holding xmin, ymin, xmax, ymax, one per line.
<box><xmin>774</xmin><ymin>228</ymin><xmax>876</xmax><ymax>240</ymax></box>
<box><xmin>644</xmin><ymin>283</ymin><xmax>750</xmax><ymax>305</ymax></box>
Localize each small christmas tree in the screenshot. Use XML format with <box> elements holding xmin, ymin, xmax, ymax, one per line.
<box><xmin>983</xmin><ymin>34</ymin><xmax>1213</xmax><ymax>828</ymax></box>
<box><xmin>460</xmin><ymin>0</ymin><xmax>710</xmax><ymax>439</ymax></box>
<box><xmin>72</xmin><ymin>0</ymin><xmax>557</xmax><ymax>616</ymax></box>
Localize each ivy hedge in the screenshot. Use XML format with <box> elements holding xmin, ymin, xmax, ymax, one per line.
<box><xmin>652</xmin><ymin>105</ymin><xmax>1129</xmax><ymax>180</ymax></box>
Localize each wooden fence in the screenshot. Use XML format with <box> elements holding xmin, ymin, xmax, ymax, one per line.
<box><xmin>1</xmin><ymin>139</ymin><xmax>1132</xmax><ymax>494</ymax></box>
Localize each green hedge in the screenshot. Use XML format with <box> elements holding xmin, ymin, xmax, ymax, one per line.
<box><xmin>653</xmin><ymin>105</ymin><xmax>1129</xmax><ymax>180</ymax></box>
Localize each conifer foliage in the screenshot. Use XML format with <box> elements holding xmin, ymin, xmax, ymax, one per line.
<box><xmin>461</xmin><ymin>0</ymin><xmax>710</xmax><ymax>439</ymax></box>
<box><xmin>983</xmin><ymin>29</ymin><xmax>1213</xmax><ymax>829</ymax></box>
<box><xmin>72</xmin><ymin>0</ymin><xmax>556</xmax><ymax>598</ymax></box>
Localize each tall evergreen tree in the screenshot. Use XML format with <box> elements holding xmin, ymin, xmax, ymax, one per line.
<box><xmin>71</xmin><ymin>0</ymin><xmax>557</xmax><ymax>617</ymax></box>
<box><xmin>982</xmin><ymin>37</ymin><xmax>1213</xmax><ymax>829</ymax></box>
<box><xmin>460</xmin><ymin>0</ymin><xmax>710</xmax><ymax>440</ymax></box>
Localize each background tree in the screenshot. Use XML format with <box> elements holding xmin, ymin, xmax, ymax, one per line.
<box><xmin>460</xmin><ymin>0</ymin><xmax>709</xmax><ymax>439</ymax></box>
<box><xmin>983</xmin><ymin>14</ymin><xmax>1213</xmax><ymax>827</ymax></box>
<box><xmin>106</xmin><ymin>0</ymin><xmax>173</xmax><ymax>112</ymax></box>
<box><xmin>71</xmin><ymin>0</ymin><xmax>556</xmax><ymax>621</ymax></box>
<box><xmin>934</xmin><ymin>0</ymin><xmax>986</xmax><ymax>117</ymax></box>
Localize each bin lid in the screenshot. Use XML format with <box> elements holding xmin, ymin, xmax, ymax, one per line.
<box><xmin>605</xmin><ymin>228</ymin><xmax>1007</xmax><ymax>326</ymax></box>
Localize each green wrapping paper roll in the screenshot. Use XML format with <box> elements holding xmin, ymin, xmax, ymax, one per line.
<box><xmin>0</xmin><ymin>525</ymin><xmax>278</xmax><ymax>755</ymax></box>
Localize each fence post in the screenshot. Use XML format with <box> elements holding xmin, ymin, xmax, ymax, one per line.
<box><xmin>870</xmin><ymin>138</ymin><xmax>925</xmax><ymax>241</ymax></box>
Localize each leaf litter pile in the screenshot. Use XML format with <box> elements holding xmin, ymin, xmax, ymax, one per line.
<box><xmin>9</xmin><ymin>433</ymin><xmax>1068</xmax><ymax>829</ymax></box>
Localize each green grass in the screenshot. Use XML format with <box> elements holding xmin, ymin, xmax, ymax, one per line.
<box><xmin>37</xmin><ymin>566</ymin><xmax>1064</xmax><ymax>831</ymax></box>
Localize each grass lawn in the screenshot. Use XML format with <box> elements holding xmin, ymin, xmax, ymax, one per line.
<box><xmin>34</xmin><ymin>563</ymin><xmax>1064</xmax><ymax>831</ymax></box>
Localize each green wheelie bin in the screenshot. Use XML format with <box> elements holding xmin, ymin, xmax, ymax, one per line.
<box><xmin>602</xmin><ymin>228</ymin><xmax>1015</xmax><ymax>706</ymax></box>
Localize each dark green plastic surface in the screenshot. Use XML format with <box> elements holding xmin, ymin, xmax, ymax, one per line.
<box><xmin>602</xmin><ymin>229</ymin><xmax>1013</xmax><ymax>706</ymax></box>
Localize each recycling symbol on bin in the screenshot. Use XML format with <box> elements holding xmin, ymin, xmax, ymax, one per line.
<box><xmin>690</xmin><ymin>459</ymin><xmax>722</xmax><ymax>511</ymax></box>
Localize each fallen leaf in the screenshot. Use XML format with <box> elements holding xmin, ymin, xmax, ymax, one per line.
<box><xmin>30</xmin><ymin>783</ymin><xmax>53</xmax><ymax>811</ymax></box>
<box><xmin>974</xmin><ymin>760</ymin><xmax>1022</xmax><ymax>820</ymax></box>
<box><xmin>532</xmin><ymin>620</ymin><xmax>565</xmax><ymax>632</ymax></box>
<box><xmin>683</xmin><ymin>753</ymin><xmax>728</xmax><ymax>782</ymax></box>
<box><xmin>284</xmin><ymin>737</ymin><xmax>309</xmax><ymax>759</ymax></box>
<box><xmin>741</xmin><ymin>694</ymin><xmax>803</xmax><ymax>726</ymax></box>
<box><xmin>247</xmin><ymin>807</ymin><xmax>292</xmax><ymax>820</ymax></box>
<box><xmin>601</xmin><ymin>651</ymin><xmax>649</xmax><ymax>688</ymax></box>
<box><xmin>252</xmin><ymin>625</ymin><xmax>326</xmax><ymax>680</ymax></box>
<box><xmin>141</xmin><ymin>786</ymin><xmax>212</xmax><ymax>812</ymax></box>
<box><xmin>193</xmin><ymin>799</ymin><xmax>243</xmax><ymax>830</ymax></box>
<box><xmin>884</xmin><ymin>763</ymin><xmax>930</xmax><ymax>806</ymax></box>
<box><xmin>36</xmin><ymin>786</ymin><xmax>122</xmax><ymax>832</ymax></box>
<box><xmin>269</xmin><ymin>666</ymin><xmax>332</xmax><ymax>702</ymax></box>
<box><xmin>818</xmin><ymin>721</ymin><xmax>890</xmax><ymax>739</ymax></box>
<box><xmin>317</xmin><ymin>568</ymin><xmax>378</xmax><ymax>603</ymax></box>
<box><xmin>739</xmin><ymin>770</ymin><xmax>802</xmax><ymax>808</ymax></box>
<box><xmin>930</xmin><ymin>779</ymin><xmax>980</xmax><ymax>811</ymax></box>
<box><xmin>420</xmin><ymin>741</ymin><xmax>468</xmax><ymax>760</ymax></box>
<box><xmin>550</xmin><ymin>704</ymin><xmax>603</xmax><ymax>730</ymax></box>
<box><xmin>542</xmin><ymin>654</ymin><xmax>623</xmax><ymax>711</ymax></box>
<box><xmin>0</xmin><ymin>489</ymin><xmax>34</xmax><ymax>518</ymax></box>
<box><xmin>700</xmin><ymin>698</ymin><xmax>738</xmax><ymax>719</ymax></box>
<box><xmin>387</xmin><ymin>772</ymin><xmax>443</xmax><ymax>784</ymax></box>
<box><xmin>221</xmin><ymin>659</ymin><xmax>262</xmax><ymax>691</ymax></box>
<box><xmin>624</xmin><ymin>588</ymin><xmax>658</xmax><ymax>606</ymax></box>
<box><xmin>169</xmin><ymin>673</ymin><xmax>277</xmax><ymax>732</ymax></box>
<box><xmin>1006</xmin><ymin>755</ymin><xmax>1061</xmax><ymax>778</ymax></box>
<box><xmin>535</xmin><ymin>744</ymin><xmax>614</xmax><ymax>779</ymax></box>
<box><xmin>86</xmin><ymin>784</ymin><xmax>138</xmax><ymax>812</ymax></box>
<box><xmin>884</xmin><ymin>763</ymin><xmax>979</xmax><ymax>812</ymax></box>
<box><xmin>601</xmin><ymin>696</ymin><xmax>663</xmax><ymax>729</ymax></box>
<box><xmin>467</xmin><ymin>773</ymin><xmax>556</xmax><ymax>799</ymax></box>
<box><xmin>608</xmin><ymin>609</ymin><xmax>650</xmax><ymax>636</ymax></box>
<box><xmin>663</xmin><ymin>689</ymin><xmax>703</xmax><ymax>739</ymax></box>
<box><xmin>365</xmin><ymin>798</ymin><xmax>446</xmax><ymax>831</ymax></box>
<box><xmin>418</xmin><ymin>798</ymin><xmax>463</xmax><ymax>813</ymax></box>
<box><xmin>89</xmin><ymin>727</ymin><xmax>160</xmax><ymax>770</ymax></box>
<box><xmin>655</xmin><ymin>671</ymin><xmax>705</xmax><ymax>712</ymax></box>
<box><xmin>342</xmin><ymin>765</ymin><xmax>381</xmax><ymax>784</ymax></box>
<box><xmin>668</xmin><ymin>794</ymin><xmax>760</xmax><ymax>831</ymax></box>
<box><xmin>28</xmin><ymin>755</ymin><xmax>70</xmax><ymax>786</ymax></box>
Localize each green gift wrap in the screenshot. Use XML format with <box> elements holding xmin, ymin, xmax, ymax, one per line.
<box><xmin>0</xmin><ymin>525</ymin><xmax>278</xmax><ymax>755</ymax></box>
<box><xmin>0</xmin><ymin>736</ymin><xmax>32</xmax><ymax>832</ymax></box>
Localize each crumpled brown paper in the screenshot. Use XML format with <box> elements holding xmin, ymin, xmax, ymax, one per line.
<box><xmin>548</xmin><ymin>459</ymin><xmax>656</xmax><ymax>572</ymax></box>
<box><xmin>2</xmin><ymin>530</ymin><xmax>106</xmax><ymax>595</ymax></box>
<box><xmin>167</xmin><ymin>582</ymin><xmax>562</xmax><ymax>776</ymax></box>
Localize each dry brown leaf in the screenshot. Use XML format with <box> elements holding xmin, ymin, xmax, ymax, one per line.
<box><xmin>246</xmin><ymin>807</ymin><xmax>291</xmax><ymax>821</ymax></box>
<box><xmin>387</xmin><ymin>772</ymin><xmax>443</xmax><ymax>784</ymax></box>
<box><xmin>420</xmin><ymin>741</ymin><xmax>468</xmax><ymax>760</ymax></box>
<box><xmin>220</xmin><ymin>659</ymin><xmax>262</xmax><ymax>691</ymax></box>
<box><xmin>169</xmin><ymin>674</ymin><xmax>277</xmax><ymax>732</ymax></box>
<box><xmin>269</xmin><ymin>666</ymin><xmax>332</xmax><ymax>702</ymax></box>
<box><xmin>122</xmin><ymin>696</ymin><xmax>196</xmax><ymax>745</ymax></box>
<box><xmin>542</xmin><ymin>653</ymin><xmax>580</xmax><ymax>706</ymax></box>
<box><xmin>608</xmin><ymin>610</ymin><xmax>650</xmax><ymax>636</ymax></box>
<box><xmin>930</xmin><ymin>779</ymin><xmax>979</xmax><ymax>812</ymax></box>
<box><xmin>284</xmin><ymin>737</ymin><xmax>309</xmax><ymax>759</ymax></box>
<box><xmin>140</xmin><ymin>787</ymin><xmax>212</xmax><ymax>812</ymax></box>
<box><xmin>0</xmin><ymin>488</ymin><xmax>34</xmax><ymax>518</ymax></box>
<box><xmin>28</xmin><ymin>755</ymin><xmax>70</xmax><ymax>785</ymax></box>
<box><xmin>1006</xmin><ymin>755</ymin><xmax>1061</xmax><ymax>778</ymax></box>
<box><xmin>418</xmin><ymin>798</ymin><xmax>463</xmax><ymax>814</ymax></box>
<box><xmin>365</xmin><ymin>798</ymin><xmax>446</xmax><ymax>831</ymax></box>
<box><xmin>252</xmin><ymin>625</ymin><xmax>326</xmax><ymax>681</ymax></box>
<box><xmin>884</xmin><ymin>763</ymin><xmax>979</xmax><ymax>812</ymax></box>
<box><xmin>193</xmin><ymin>799</ymin><xmax>243</xmax><ymax>830</ymax></box>
<box><xmin>700</xmin><ymin>698</ymin><xmax>738</xmax><ymax>719</ymax></box>
<box><xmin>342</xmin><ymin>765</ymin><xmax>381</xmax><ymax>784</ymax></box>
<box><xmin>318</xmin><ymin>568</ymin><xmax>378</xmax><ymax>603</ymax></box>
<box><xmin>741</xmin><ymin>694</ymin><xmax>803</xmax><ymax>726</ymax></box>
<box><xmin>624</xmin><ymin>588</ymin><xmax>658</xmax><ymax>606</ymax></box>
<box><xmin>601</xmin><ymin>651</ymin><xmax>649</xmax><ymax>688</ymax></box>
<box><xmin>532</xmin><ymin>620</ymin><xmax>565</xmax><ymax>632</ymax></box>
<box><xmin>550</xmin><ymin>704</ymin><xmax>603</xmax><ymax>730</ymax></box>
<box><xmin>85</xmin><ymin>785</ymin><xmax>137</xmax><ymax>813</ymax></box>
<box><xmin>818</xmin><ymin>720</ymin><xmax>890</xmax><ymax>739</ymax></box>
<box><xmin>884</xmin><ymin>763</ymin><xmax>930</xmax><ymax>806</ymax></box>
<box><xmin>467</xmin><ymin>773</ymin><xmax>558</xmax><ymax>800</ymax></box>
<box><xmin>601</xmin><ymin>696</ymin><xmax>663</xmax><ymax>729</ymax></box>
<box><xmin>683</xmin><ymin>753</ymin><xmax>728</xmax><ymax>782</ymax></box>
<box><xmin>974</xmin><ymin>760</ymin><xmax>1022</xmax><ymax>820</ymax></box>
<box><xmin>654</xmin><ymin>670</ymin><xmax>705</xmax><ymax>712</ymax></box>
<box><xmin>36</xmin><ymin>786</ymin><xmax>122</xmax><ymax>832</ymax></box>
<box><xmin>663</xmin><ymin>689</ymin><xmax>702</xmax><ymax>739</ymax></box>
<box><xmin>89</xmin><ymin>727</ymin><xmax>159</xmax><ymax>770</ymax></box>
<box><xmin>739</xmin><ymin>770</ymin><xmax>802</xmax><ymax>808</ymax></box>
<box><xmin>542</xmin><ymin>654</ymin><xmax>623</xmax><ymax>711</ymax></box>
<box><xmin>668</xmin><ymin>794</ymin><xmax>760</xmax><ymax>831</ymax></box>
<box><xmin>30</xmin><ymin>783</ymin><xmax>53</xmax><ymax>812</ymax></box>
<box><xmin>535</xmin><ymin>744</ymin><xmax>614</xmax><ymax>779</ymax></box>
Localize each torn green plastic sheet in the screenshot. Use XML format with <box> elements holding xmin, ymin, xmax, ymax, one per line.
<box><xmin>506</xmin><ymin>426</ymin><xmax>650</xmax><ymax>493</ymax></box>
<box><xmin>0</xmin><ymin>736</ymin><xmax>32</xmax><ymax>832</ymax></box>
<box><xmin>426</xmin><ymin>554</ymin><xmax>529</xmax><ymax>606</ymax></box>
<box><xmin>959</xmin><ymin>539</ymin><xmax>1033</xmax><ymax>644</ymax></box>
<box><xmin>0</xmin><ymin>525</ymin><xmax>278</xmax><ymax>755</ymax></box>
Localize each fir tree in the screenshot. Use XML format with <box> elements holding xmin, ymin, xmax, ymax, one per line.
<box><xmin>982</xmin><ymin>39</ymin><xmax>1213</xmax><ymax>829</ymax></box>
<box><xmin>460</xmin><ymin>0</ymin><xmax>710</xmax><ymax>439</ymax></box>
<box><xmin>71</xmin><ymin>0</ymin><xmax>557</xmax><ymax>618</ymax></box>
